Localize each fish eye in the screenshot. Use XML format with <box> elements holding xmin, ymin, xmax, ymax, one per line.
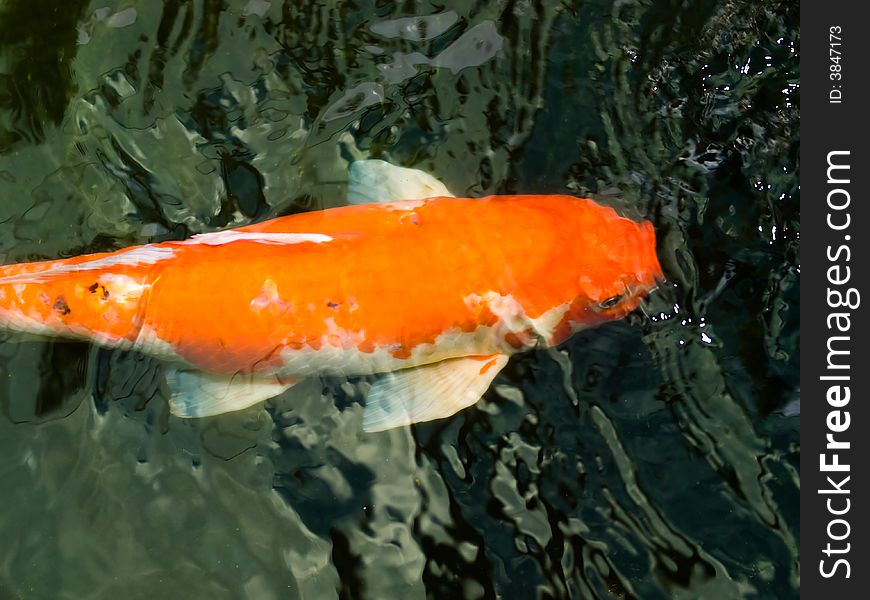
<box><xmin>598</xmin><ymin>294</ymin><xmax>624</xmax><ymax>309</ymax></box>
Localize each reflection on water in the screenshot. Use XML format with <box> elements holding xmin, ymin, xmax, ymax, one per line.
<box><xmin>0</xmin><ymin>0</ymin><xmax>798</xmax><ymax>598</ymax></box>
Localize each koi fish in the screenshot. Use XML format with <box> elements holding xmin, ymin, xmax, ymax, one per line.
<box><xmin>0</xmin><ymin>161</ymin><xmax>662</xmax><ymax>431</ymax></box>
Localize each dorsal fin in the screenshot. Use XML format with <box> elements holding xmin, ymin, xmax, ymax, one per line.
<box><xmin>347</xmin><ymin>160</ymin><xmax>455</xmax><ymax>204</ymax></box>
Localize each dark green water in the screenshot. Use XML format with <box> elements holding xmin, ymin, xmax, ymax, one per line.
<box><xmin>0</xmin><ymin>1</ymin><xmax>799</xmax><ymax>598</ymax></box>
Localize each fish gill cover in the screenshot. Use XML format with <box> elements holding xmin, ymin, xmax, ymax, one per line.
<box><xmin>0</xmin><ymin>0</ymin><xmax>798</xmax><ymax>598</ymax></box>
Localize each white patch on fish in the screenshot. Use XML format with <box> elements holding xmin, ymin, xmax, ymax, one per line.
<box><xmin>321</xmin><ymin>317</ymin><xmax>367</xmax><ymax>350</ymax></box>
<box><xmin>0</xmin><ymin>246</ymin><xmax>176</xmax><ymax>284</ymax></box>
<box><xmin>71</xmin><ymin>246</ymin><xmax>176</xmax><ymax>270</ymax></box>
<box><xmin>464</xmin><ymin>291</ymin><xmax>574</xmax><ymax>346</ymax></box>
<box><xmin>183</xmin><ymin>231</ymin><xmax>334</xmax><ymax>246</ymax></box>
<box><xmin>250</xmin><ymin>279</ymin><xmax>294</xmax><ymax>315</ymax></box>
<box><xmin>467</xmin><ymin>291</ymin><xmax>527</xmax><ymax>330</ymax></box>
<box><xmin>12</xmin><ymin>284</ymin><xmax>27</xmax><ymax>303</ymax></box>
<box><xmin>0</xmin><ymin>306</ymin><xmax>61</xmax><ymax>338</ymax></box>
<box><xmin>274</xmin><ymin>323</ymin><xmax>504</xmax><ymax>379</ymax></box>
<box><xmin>96</xmin><ymin>273</ymin><xmax>148</xmax><ymax>304</ymax></box>
<box><xmin>132</xmin><ymin>323</ymin><xmax>184</xmax><ymax>360</ymax></box>
<box><xmin>529</xmin><ymin>302</ymin><xmax>572</xmax><ymax>342</ymax></box>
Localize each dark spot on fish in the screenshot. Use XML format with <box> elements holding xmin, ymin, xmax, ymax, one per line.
<box><xmin>53</xmin><ymin>296</ymin><xmax>71</xmax><ymax>316</ymax></box>
<box><xmin>327</xmin><ymin>301</ymin><xmax>340</xmax><ymax>309</ymax></box>
<box><xmin>400</xmin><ymin>211</ymin><xmax>421</xmax><ymax>226</ymax></box>
<box><xmin>88</xmin><ymin>282</ymin><xmax>109</xmax><ymax>300</ymax></box>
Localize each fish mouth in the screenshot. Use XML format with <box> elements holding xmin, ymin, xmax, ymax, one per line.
<box><xmin>649</xmin><ymin>262</ymin><xmax>666</xmax><ymax>290</ymax></box>
<box><xmin>629</xmin><ymin>267</ymin><xmax>671</xmax><ymax>321</ymax></box>
<box><xmin>647</xmin><ymin>274</ymin><xmax>667</xmax><ymax>296</ymax></box>
<box><xmin>636</xmin><ymin>273</ymin><xmax>680</xmax><ymax>320</ymax></box>
<box><xmin>645</xmin><ymin>253</ymin><xmax>667</xmax><ymax>294</ymax></box>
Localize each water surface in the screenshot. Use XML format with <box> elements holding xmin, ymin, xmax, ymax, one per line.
<box><xmin>0</xmin><ymin>1</ymin><xmax>799</xmax><ymax>598</ymax></box>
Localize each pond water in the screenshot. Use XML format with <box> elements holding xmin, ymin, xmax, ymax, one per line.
<box><xmin>0</xmin><ymin>1</ymin><xmax>799</xmax><ymax>598</ymax></box>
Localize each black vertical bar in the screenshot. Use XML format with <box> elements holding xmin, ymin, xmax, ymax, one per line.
<box><xmin>801</xmin><ymin>2</ymin><xmax>870</xmax><ymax>595</ymax></box>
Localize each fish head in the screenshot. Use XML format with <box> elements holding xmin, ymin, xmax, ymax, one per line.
<box><xmin>564</xmin><ymin>207</ymin><xmax>664</xmax><ymax>329</ymax></box>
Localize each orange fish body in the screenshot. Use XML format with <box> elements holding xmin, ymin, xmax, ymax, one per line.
<box><xmin>0</xmin><ymin>164</ymin><xmax>662</xmax><ymax>430</ymax></box>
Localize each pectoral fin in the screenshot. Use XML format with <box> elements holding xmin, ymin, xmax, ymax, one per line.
<box><xmin>166</xmin><ymin>366</ymin><xmax>298</xmax><ymax>418</ymax></box>
<box><xmin>363</xmin><ymin>354</ymin><xmax>509</xmax><ymax>432</ymax></box>
<box><xmin>347</xmin><ymin>159</ymin><xmax>455</xmax><ymax>204</ymax></box>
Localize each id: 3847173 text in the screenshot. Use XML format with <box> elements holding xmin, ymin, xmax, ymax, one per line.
<box><xmin>830</xmin><ymin>26</ymin><xmax>843</xmax><ymax>104</ymax></box>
